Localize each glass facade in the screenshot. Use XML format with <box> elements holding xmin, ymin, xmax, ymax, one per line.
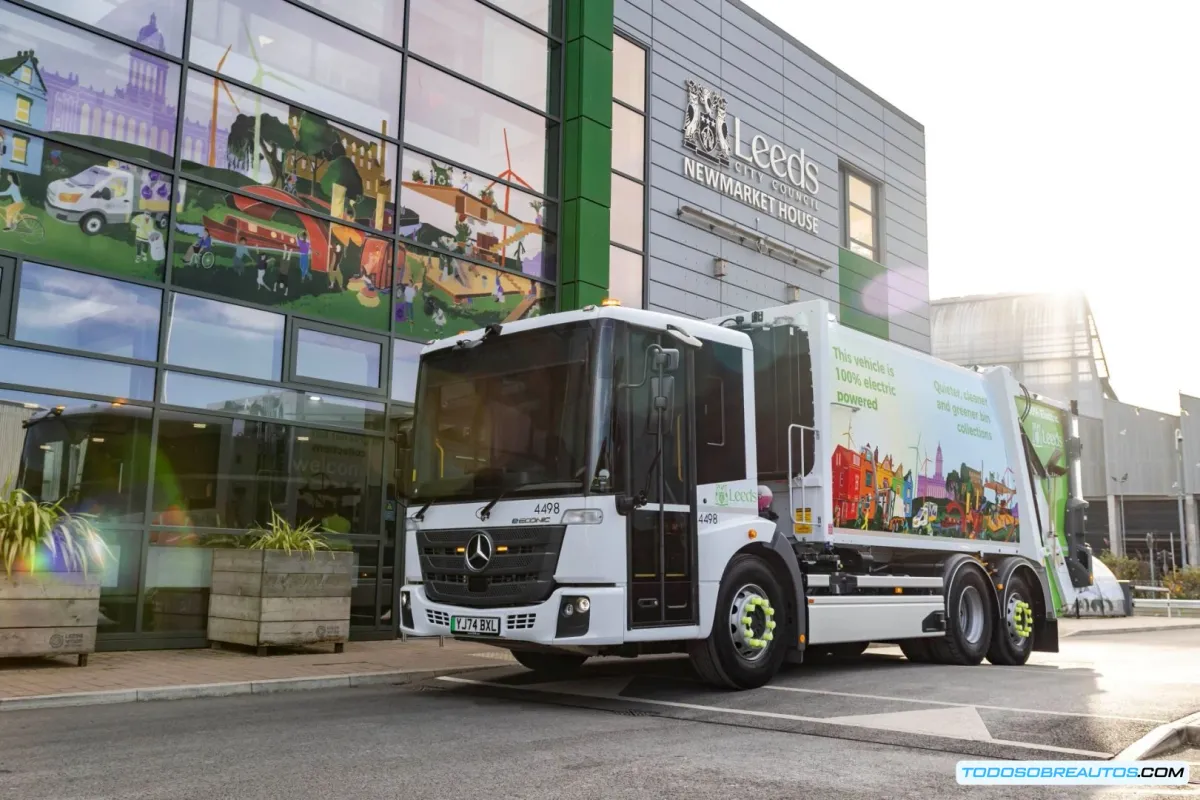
<box><xmin>0</xmin><ymin>0</ymin><xmax>561</xmax><ymax>648</ymax></box>
<box><xmin>609</xmin><ymin>32</ymin><xmax>646</xmax><ymax>308</ymax></box>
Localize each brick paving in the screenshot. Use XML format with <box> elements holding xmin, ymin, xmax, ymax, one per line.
<box><xmin>0</xmin><ymin>638</ymin><xmax>513</xmax><ymax>700</ymax></box>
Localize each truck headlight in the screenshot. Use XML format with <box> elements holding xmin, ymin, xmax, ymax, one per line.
<box><xmin>562</xmin><ymin>509</ymin><xmax>602</xmax><ymax>525</ymax></box>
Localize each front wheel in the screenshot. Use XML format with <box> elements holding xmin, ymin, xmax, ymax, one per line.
<box><xmin>511</xmin><ymin>650</ymin><xmax>588</xmax><ymax>677</ymax></box>
<box><xmin>17</xmin><ymin>216</ymin><xmax>44</xmax><ymax>244</ymax></box>
<box><xmin>79</xmin><ymin>212</ymin><xmax>105</xmax><ymax>236</ymax></box>
<box><xmin>689</xmin><ymin>553</ymin><xmax>788</xmax><ymax>690</ymax></box>
<box><xmin>200</xmin><ymin>250</ymin><xmax>216</xmax><ymax>269</ymax></box>
<box><xmin>986</xmin><ymin>573</ymin><xmax>1035</xmax><ymax>666</ymax></box>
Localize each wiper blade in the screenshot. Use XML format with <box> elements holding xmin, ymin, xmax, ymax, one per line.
<box><xmin>478</xmin><ymin>481</ymin><xmax>582</xmax><ymax>521</ymax></box>
<box><xmin>413</xmin><ymin>499</ymin><xmax>435</xmax><ymax>521</ymax></box>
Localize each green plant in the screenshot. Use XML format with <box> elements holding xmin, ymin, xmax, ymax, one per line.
<box><xmin>246</xmin><ymin>509</ymin><xmax>332</xmax><ymax>555</ymax></box>
<box><xmin>0</xmin><ymin>484</ymin><xmax>109</xmax><ymax>578</ymax></box>
<box><xmin>1162</xmin><ymin>568</ymin><xmax>1200</xmax><ymax>600</ymax></box>
<box><xmin>1098</xmin><ymin>551</ymin><xmax>1144</xmax><ymax>582</ymax></box>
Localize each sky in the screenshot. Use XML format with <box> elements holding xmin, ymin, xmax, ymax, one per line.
<box><xmin>745</xmin><ymin>0</ymin><xmax>1199</xmax><ymax>414</ymax></box>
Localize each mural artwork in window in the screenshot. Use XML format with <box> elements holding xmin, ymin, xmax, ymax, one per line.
<box><xmin>399</xmin><ymin>150</ymin><xmax>553</xmax><ymax>280</ymax></box>
<box><xmin>394</xmin><ymin>242</ymin><xmax>553</xmax><ymax>342</ymax></box>
<box><xmin>0</xmin><ymin>128</ymin><xmax>172</xmax><ymax>281</ymax></box>
<box><xmin>181</xmin><ymin>74</ymin><xmax>397</xmax><ymax>235</ymax></box>
<box><xmin>171</xmin><ymin>180</ymin><xmax>394</xmax><ymax>330</ymax></box>
<box><xmin>0</xmin><ymin>3</ymin><xmax>181</xmax><ymax>167</ymax></box>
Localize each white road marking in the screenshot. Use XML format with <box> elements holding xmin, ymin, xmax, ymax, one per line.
<box><xmin>763</xmin><ymin>684</ymin><xmax>1168</xmax><ymax>724</ymax></box>
<box><xmin>437</xmin><ymin>676</ymin><xmax>1113</xmax><ymax>758</ymax></box>
<box><xmin>821</xmin><ymin>706</ymin><xmax>993</xmax><ymax>741</ymax></box>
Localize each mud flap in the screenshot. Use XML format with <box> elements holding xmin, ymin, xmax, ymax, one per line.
<box><xmin>1034</xmin><ymin>617</ymin><xmax>1059</xmax><ymax>652</ymax></box>
<box><xmin>766</xmin><ymin>533</ymin><xmax>809</xmax><ymax>664</ymax></box>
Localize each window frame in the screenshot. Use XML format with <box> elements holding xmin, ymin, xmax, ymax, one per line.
<box><xmin>0</xmin><ymin>254</ymin><xmax>14</xmax><ymax>339</ymax></box>
<box><xmin>610</xmin><ymin>30</ymin><xmax>650</xmax><ymax>309</ymax></box>
<box><xmin>695</xmin><ymin>341</ymin><xmax>748</xmax><ymax>485</ymax></box>
<box><xmin>842</xmin><ymin>166</ymin><xmax>882</xmax><ymax>263</ymax></box>
<box><xmin>10</xmin><ymin>135</ymin><xmax>28</xmax><ymax>165</ymax></box>
<box><xmin>287</xmin><ymin>318</ymin><xmax>390</xmax><ymax>396</ymax></box>
<box><xmin>15</xmin><ymin>95</ymin><xmax>32</xmax><ymax>124</ymax></box>
<box><xmin>12</xmin><ymin>260</ymin><xmax>164</xmax><ymax>364</ymax></box>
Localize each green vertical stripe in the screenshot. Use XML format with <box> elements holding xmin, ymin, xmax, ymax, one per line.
<box><xmin>838</xmin><ymin>247</ymin><xmax>890</xmax><ymax>340</ymax></box>
<box><xmin>559</xmin><ymin>0</ymin><xmax>614</xmax><ymax>308</ymax></box>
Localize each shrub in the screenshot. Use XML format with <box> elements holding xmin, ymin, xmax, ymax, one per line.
<box><xmin>0</xmin><ymin>484</ymin><xmax>108</xmax><ymax>577</ymax></box>
<box><xmin>1097</xmin><ymin>551</ymin><xmax>1144</xmax><ymax>582</ymax></box>
<box><xmin>1162</xmin><ymin>568</ymin><xmax>1200</xmax><ymax>600</ymax></box>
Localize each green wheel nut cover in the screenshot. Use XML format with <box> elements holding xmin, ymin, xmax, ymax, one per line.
<box><xmin>1012</xmin><ymin>600</ymin><xmax>1034</xmax><ymax>638</ymax></box>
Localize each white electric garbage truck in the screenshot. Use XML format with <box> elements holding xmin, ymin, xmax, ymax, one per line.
<box><xmin>398</xmin><ymin>299</ymin><xmax>1095</xmax><ymax>689</ymax></box>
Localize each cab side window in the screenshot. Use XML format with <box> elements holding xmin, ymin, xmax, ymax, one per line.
<box><xmin>695</xmin><ymin>342</ymin><xmax>746</xmax><ymax>485</ymax></box>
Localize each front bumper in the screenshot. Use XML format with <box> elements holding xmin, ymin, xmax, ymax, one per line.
<box><xmin>44</xmin><ymin>200</ymin><xmax>85</xmax><ymax>223</ymax></box>
<box><xmin>400</xmin><ymin>584</ymin><xmax>627</xmax><ymax>647</ymax></box>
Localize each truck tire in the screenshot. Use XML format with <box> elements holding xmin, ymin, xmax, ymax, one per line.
<box><xmin>688</xmin><ymin>554</ymin><xmax>789</xmax><ymax>690</ymax></box>
<box><xmin>929</xmin><ymin>566</ymin><xmax>994</xmax><ymax>666</ymax></box>
<box><xmin>899</xmin><ymin>639</ymin><xmax>934</xmax><ymax>663</ymax></box>
<box><xmin>79</xmin><ymin>212</ymin><xmax>105</xmax><ymax>236</ymax></box>
<box><xmin>986</xmin><ymin>573</ymin><xmax>1035</xmax><ymax>666</ymax></box>
<box><xmin>511</xmin><ymin>651</ymin><xmax>588</xmax><ymax>677</ymax></box>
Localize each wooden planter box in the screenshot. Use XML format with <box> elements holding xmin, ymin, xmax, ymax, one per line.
<box><xmin>0</xmin><ymin>573</ymin><xmax>100</xmax><ymax>667</ymax></box>
<box><xmin>207</xmin><ymin>550</ymin><xmax>353</xmax><ymax>655</ymax></box>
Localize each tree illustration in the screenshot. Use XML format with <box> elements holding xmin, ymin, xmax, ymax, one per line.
<box><xmin>257</xmin><ymin>115</ymin><xmax>297</xmax><ymax>188</ymax></box>
<box><xmin>295</xmin><ymin>111</ymin><xmax>344</xmax><ymax>194</ymax></box>
<box><xmin>227</xmin><ymin>114</ymin><xmax>256</xmax><ymax>171</ymax></box>
<box><xmin>945</xmin><ymin>469</ymin><xmax>960</xmax><ymax>501</ymax></box>
<box><xmin>320</xmin><ymin>155</ymin><xmax>363</xmax><ymax>206</ymax></box>
<box><xmin>227</xmin><ymin>114</ymin><xmax>295</xmax><ymax>186</ymax></box>
<box><xmin>410</xmin><ymin>170</ymin><xmax>427</xmax><ymax>183</ymax></box>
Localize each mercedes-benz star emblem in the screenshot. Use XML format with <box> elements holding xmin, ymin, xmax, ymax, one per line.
<box><xmin>465</xmin><ymin>531</ymin><xmax>494</xmax><ymax>573</ymax></box>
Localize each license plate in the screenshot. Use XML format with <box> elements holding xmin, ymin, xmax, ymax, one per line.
<box><xmin>451</xmin><ymin>616</ymin><xmax>500</xmax><ymax>635</ymax></box>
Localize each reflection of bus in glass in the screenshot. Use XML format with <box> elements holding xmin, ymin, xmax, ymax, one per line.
<box><xmin>6</xmin><ymin>399</ymin><xmax>151</xmax><ymax>523</ymax></box>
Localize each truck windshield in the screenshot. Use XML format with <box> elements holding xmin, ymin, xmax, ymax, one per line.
<box><xmin>69</xmin><ymin>167</ymin><xmax>111</xmax><ymax>188</ymax></box>
<box><xmin>408</xmin><ymin>322</ymin><xmax>600</xmax><ymax>503</ymax></box>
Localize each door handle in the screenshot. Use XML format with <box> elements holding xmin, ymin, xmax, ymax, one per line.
<box><xmin>637</xmin><ymin>598</ymin><xmax>659</xmax><ymax>609</ymax></box>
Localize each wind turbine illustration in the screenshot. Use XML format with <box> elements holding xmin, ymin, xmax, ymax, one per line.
<box><xmin>208</xmin><ymin>45</ymin><xmax>242</xmax><ymax>168</ymax></box>
<box><xmin>909</xmin><ymin>433</ymin><xmax>922</xmax><ymax>476</ymax></box>
<box><xmin>483</xmin><ymin>129</ymin><xmax>536</xmax><ymax>264</ymax></box>
<box><xmin>243</xmin><ymin>24</ymin><xmax>301</xmax><ymax>177</ymax></box>
<box><xmin>841</xmin><ymin>415</ymin><xmax>857</xmax><ymax>449</ymax></box>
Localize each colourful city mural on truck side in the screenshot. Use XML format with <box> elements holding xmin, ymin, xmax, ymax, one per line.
<box><xmin>831</xmin><ymin>441</ymin><xmax>1020</xmax><ymax>542</ymax></box>
<box><xmin>827</xmin><ymin>326</ymin><xmax>1022</xmax><ymax>543</ymax></box>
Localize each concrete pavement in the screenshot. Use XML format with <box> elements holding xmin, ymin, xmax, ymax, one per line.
<box><xmin>0</xmin><ymin>638</ymin><xmax>514</xmax><ymax>709</ymax></box>
<box><xmin>2</xmin><ymin>683</ymin><xmax>1191</xmax><ymax>800</ymax></box>
<box><xmin>435</xmin><ymin>628</ymin><xmax>1200</xmax><ymax>762</ymax></box>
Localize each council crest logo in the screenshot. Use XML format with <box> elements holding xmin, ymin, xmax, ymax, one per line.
<box><xmin>683</xmin><ymin>80</ymin><xmax>731</xmax><ymax>165</ymax></box>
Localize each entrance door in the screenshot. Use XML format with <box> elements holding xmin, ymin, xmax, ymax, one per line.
<box><xmin>622</xmin><ymin>328</ymin><xmax>698</xmax><ymax>628</ymax></box>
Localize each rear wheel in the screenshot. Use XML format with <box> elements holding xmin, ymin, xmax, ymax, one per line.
<box><xmin>689</xmin><ymin>554</ymin><xmax>789</xmax><ymax>690</ymax></box>
<box><xmin>929</xmin><ymin>566</ymin><xmax>994</xmax><ymax>665</ymax></box>
<box><xmin>899</xmin><ymin>639</ymin><xmax>934</xmax><ymax>663</ymax></box>
<box><xmin>986</xmin><ymin>573</ymin><xmax>1036</xmax><ymax>666</ymax></box>
<box><xmin>511</xmin><ymin>650</ymin><xmax>588</xmax><ymax>677</ymax></box>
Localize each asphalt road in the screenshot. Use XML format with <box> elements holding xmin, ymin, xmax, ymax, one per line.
<box><xmin>1</xmin><ymin>630</ymin><xmax>1197</xmax><ymax>800</ymax></box>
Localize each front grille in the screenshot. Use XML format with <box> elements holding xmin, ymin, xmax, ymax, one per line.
<box><xmin>427</xmin><ymin>609</ymin><xmax>450</xmax><ymax>627</ymax></box>
<box><xmin>417</xmin><ymin>525</ymin><xmax>567</xmax><ymax>608</ymax></box>
<box><xmin>506</xmin><ymin>613</ymin><xmax>537</xmax><ymax>630</ymax></box>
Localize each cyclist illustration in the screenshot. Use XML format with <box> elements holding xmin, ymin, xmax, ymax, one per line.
<box><xmin>0</xmin><ymin>174</ymin><xmax>44</xmax><ymax>244</ymax></box>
